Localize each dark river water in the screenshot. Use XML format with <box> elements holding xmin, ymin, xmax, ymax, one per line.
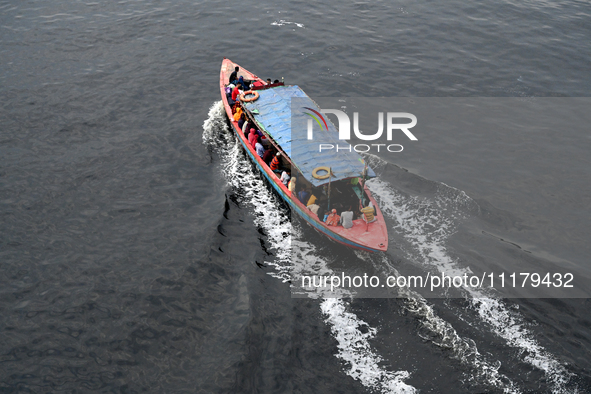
<box><xmin>1</xmin><ymin>0</ymin><xmax>590</xmax><ymax>393</ymax></box>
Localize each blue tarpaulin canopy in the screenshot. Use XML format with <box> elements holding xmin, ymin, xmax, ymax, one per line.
<box><xmin>244</xmin><ymin>85</ymin><xmax>375</xmax><ymax>187</ymax></box>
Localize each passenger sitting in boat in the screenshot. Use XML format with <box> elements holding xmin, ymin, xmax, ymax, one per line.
<box><xmin>317</xmin><ymin>205</ymin><xmax>327</xmax><ymax>222</ymax></box>
<box><xmin>232</xmin><ymin>85</ymin><xmax>241</xmax><ymax>103</ymax></box>
<box><xmin>231</xmin><ymin>102</ymin><xmax>242</xmax><ymax>115</ymax></box>
<box><xmin>274</xmin><ymin>79</ymin><xmax>279</xmax><ymax>84</ymax></box>
<box><xmin>307</xmin><ymin>203</ymin><xmax>320</xmax><ymax>215</ymax></box>
<box><xmin>225</xmin><ymin>84</ymin><xmax>234</xmax><ymax>97</ymax></box>
<box><xmin>288</xmin><ymin>176</ymin><xmax>296</xmax><ymax>193</ymax></box>
<box><xmin>325</xmin><ymin>209</ymin><xmax>340</xmax><ymax>226</ymax></box>
<box><xmin>233</xmin><ymin>106</ymin><xmax>243</xmax><ymax>121</ymax></box>
<box><xmin>298</xmin><ymin>188</ymin><xmax>311</xmax><ymax>205</ymax></box>
<box><xmin>237</xmin><ymin>113</ymin><xmax>246</xmax><ymax>130</ymax></box>
<box><xmin>262</xmin><ymin>148</ymin><xmax>275</xmax><ymax>166</ymax></box>
<box><xmin>227</xmin><ymin>84</ymin><xmax>236</xmax><ymax>106</ymax></box>
<box><xmin>306</xmin><ymin>192</ymin><xmax>318</xmax><ymax>207</ymax></box>
<box><xmin>248</xmin><ymin>128</ymin><xmax>258</xmax><ymax>148</ymax></box>
<box><xmin>360</xmin><ymin>203</ymin><xmax>376</xmax><ymax>223</ymax></box>
<box><xmin>270</xmin><ymin>153</ymin><xmax>282</xmax><ymax>173</ymax></box>
<box><xmin>340</xmin><ymin>206</ymin><xmax>354</xmax><ymax>229</ymax></box>
<box><xmin>237</xmin><ymin>76</ymin><xmax>248</xmax><ymax>90</ymax></box>
<box><xmin>266</xmin><ymin>78</ymin><xmax>272</xmax><ymax>85</ymax></box>
<box><xmin>255</xmin><ymin>138</ymin><xmax>265</xmax><ymax>158</ymax></box>
<box><xmin>229</xmin><ymin>66</ymin><xmax>239</xmax><ymax>85</ymax></box>
<box><xmin>280</xmin><ymin>169</ymin><xmax>291</xmax><ymax>186</ymax></box>
<box><xmin>313</xmin><ymin>195</ymin><xmax>326</xmax><ymax>219</ymax></box>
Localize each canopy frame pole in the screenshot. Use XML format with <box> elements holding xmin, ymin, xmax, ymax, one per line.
<box><xmin>361</xmin><ymin>161</ymin><xmax>368</xmax><ymax>206</ymax></box>
<box><xmin>327</xmin><ymin>167</ymin><xmax>332</xmax><ymax>212</ymax></box>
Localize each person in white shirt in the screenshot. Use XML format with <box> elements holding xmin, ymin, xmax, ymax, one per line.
<box><xmin>339</xmin><ymin>206</ymin><xmax>354</xmax><ymax>229</ymax></box>
<box><xmin>280</xmin><ymin>170</ymin><xmax>291</xmax><ymax>186</ymax></box>
<box><xmin>308</xmin><ymin>204</ymin><xmax>320</xmax><ymax>215</ymax></box>
<box><xmin>255</xmin><ymin>140</ymin><xmax>265</xmax><ymax>158</ymax></box>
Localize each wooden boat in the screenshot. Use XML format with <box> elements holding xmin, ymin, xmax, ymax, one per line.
<box><xmin>219</xmin><ymin>58</ymin><xmax>388</xmax><ymax>252</ymax></box>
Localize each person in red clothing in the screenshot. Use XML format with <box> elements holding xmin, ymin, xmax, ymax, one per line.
<box><xmin>248</xmin><ymin>128</ymin><xmax>258</xmax><ymax>148</ymax></box>
<box><xmin>270</xmin><ymin>152</ymin><xmax>281</xmax><ymax>173</ymax></box>
<box><xmin>232</xmin><ymin>85</ymin><xmax>241</xmax><ymax>102</ymax></box>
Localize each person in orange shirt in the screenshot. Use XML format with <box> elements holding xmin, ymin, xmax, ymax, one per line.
<box><xmin>270</xmin><ymin>153</ymin><xmax>281</xmax><ymax>173</ymax></box>
<box><xmin>233</xmin><ymin>107</ymin><xmax>243</xmax><ymax>121</ymax></box>
<box><xmin>325</xmin><ymin>209</ymin><xmax>340</xmax><ymax>226</ymax></box>
<box><xmin>262</xmin><ymin>148</ymin><xmax>275</xmax><ymax>166</ymax></box>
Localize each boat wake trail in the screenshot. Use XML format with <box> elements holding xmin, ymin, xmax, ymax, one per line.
<box><xmin>365</xmin><ymin>160</ymin><xmax>577</xmax><ymax>393</ymax></box>
<box><xmin>202</xmin><ymin>101</ymin><xmax>417</xmax><ymax>394</ymax></box>
<box><xmin>357</xmin><ymin>252</ymin><xmax>519</xmax><ymax>393</ymax></box>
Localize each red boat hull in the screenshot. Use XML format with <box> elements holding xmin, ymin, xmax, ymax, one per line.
<box><xmin>219</xmin><ymin>58</ymin><xmax>388</xmax><ymax>252</ymax></box>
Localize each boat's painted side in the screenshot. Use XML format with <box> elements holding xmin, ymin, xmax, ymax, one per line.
<box><xmin>219</xmin><ymin>58</ymin><xmax>388</xmax><ymax>252</ymax></box>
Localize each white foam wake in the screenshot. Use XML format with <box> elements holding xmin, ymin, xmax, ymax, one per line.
<box><xmin>202</xmin><ymin>101</ymin><xmax>417</xmax><ymax>394</ymax></box>
<box><xmin>367</xmin><ymin>177</ymin><xmax>576</xmax><ymax>393</ymax></box>
<box><xmin>358</xmin><ymin>252</ymin><xmax>519</xmax><ymax>393</ymax></box>
<box><xmin>321</xmin><ymin>298</ymin><xmax>416</xmax><ymax>394</ymax></box>
<box><xmin>470</xmin><ymin>298</ymin><xmax>575</xmax><ymax>394</ymax></box>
